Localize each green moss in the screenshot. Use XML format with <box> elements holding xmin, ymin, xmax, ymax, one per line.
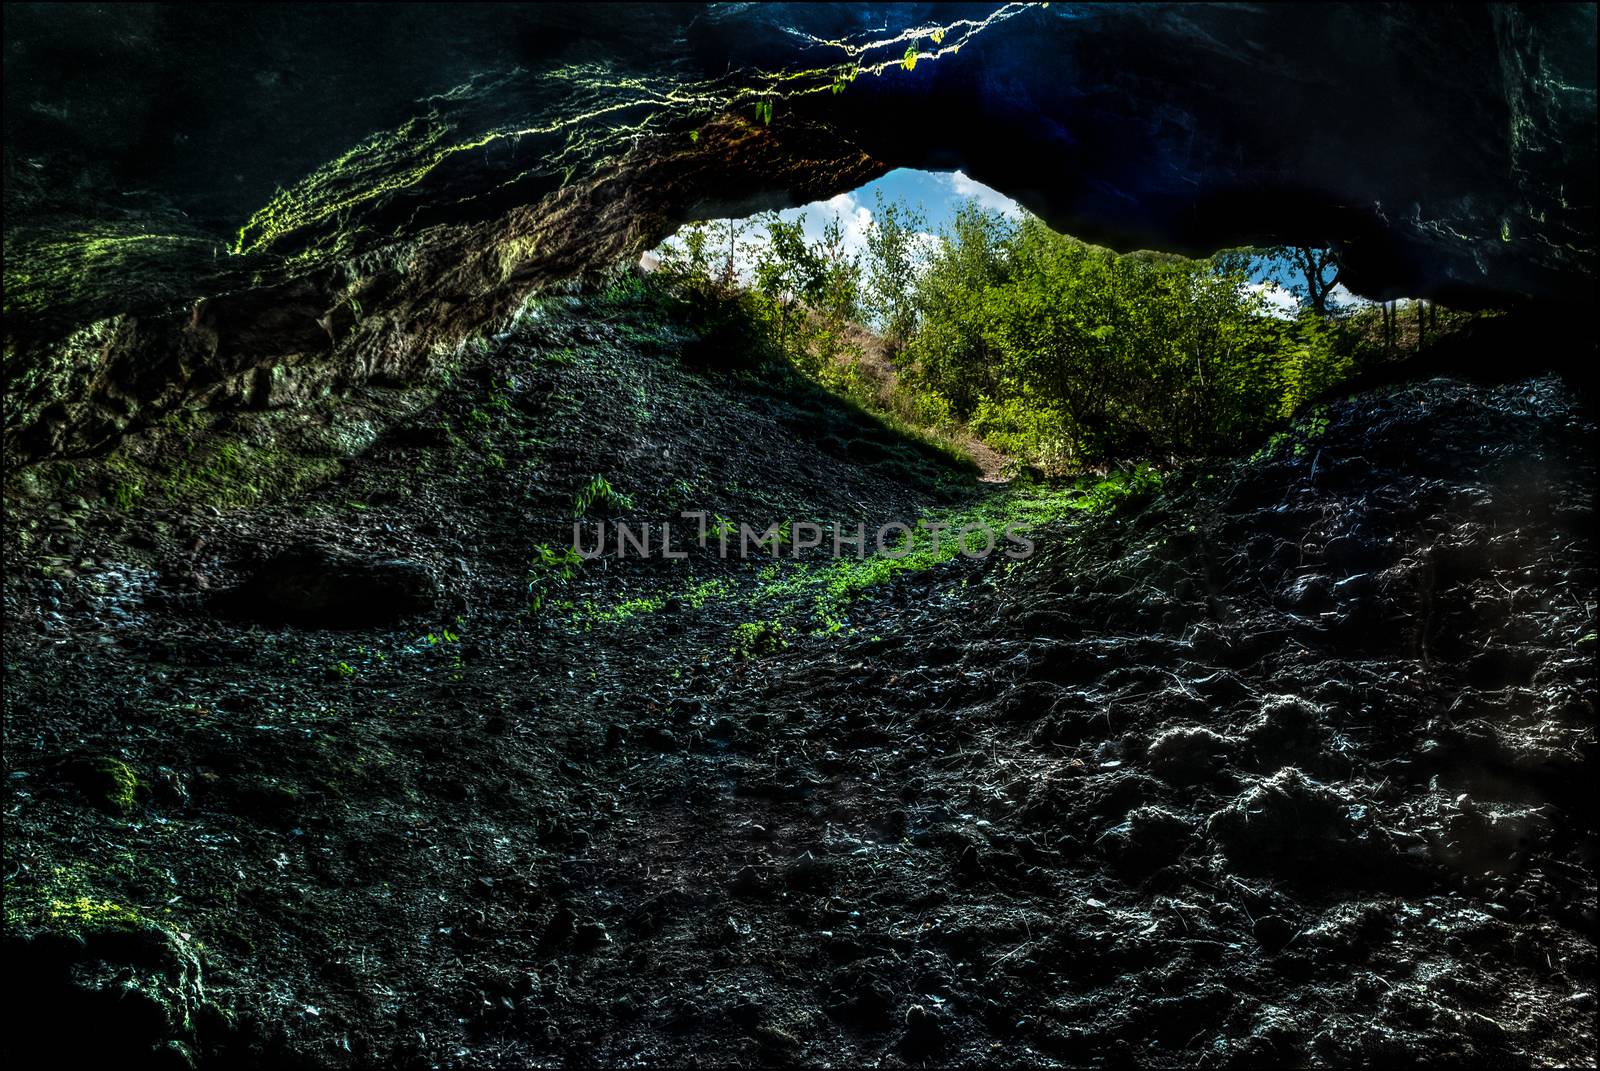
<box><xmin>109</xmin><ymin>478</ymin><xmax>145</xmax><ymax>511</ymax></box>
<box><xmin>45</xmin><ymin>895</ymin><xmax>146</xmax><ymax>931</ymax></box>
<box><xmin>222</xmin><ymin>9</ymin><xmax>1021</xmax><ymax>264</ymax></box>
<box><xmin>61</xmin><ymin>755</ymin><xmax>142</xmax><ymax>815</ymax></box>
<box><xmin>102</xmin><ymin>429</ymin><xmax>342</xmax><ymax>511</ymax></box>
<box><xmin>2</xmin><ymin>232</ymin><xmax>215</xmax><ymax>318</ymax></box>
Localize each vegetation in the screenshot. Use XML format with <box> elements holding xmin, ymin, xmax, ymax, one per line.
<box><xmin>572</xmin><ymin>474</ymin><xmax>634</xmax><ymax>517</ymax></box>
<box><xmin>748</xmin><ymin>471</ymin><xmax>1157</xmax><ymax>632</ymax></box>
<box><xmin>528</xmin><ymin>543</ymin><xmax>585</xmax><ymax>613</ymax></box>
<box><xmin>731</xmin><ymin>619</ymin><xmax>791</xmax><ymax>659</ymax></box>
<box><xmin>897</xmin><ymin>210</ymin><xmax>1362</xmax><ymax>467</ymax></box>
<box><xmin>650</xmin><ymin>199</ymin><xmax>1480</xmax><ymax>476</ymax></box>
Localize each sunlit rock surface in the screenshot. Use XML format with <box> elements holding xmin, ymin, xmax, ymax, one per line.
<box><xmin>4</xmin><ymin>2</ymin><xmax>1594</xmax><ymax>461</ymax></box>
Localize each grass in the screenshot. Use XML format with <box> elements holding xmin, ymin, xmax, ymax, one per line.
<box><xmin>744</xmin><ymin>470</ymin><xmax>1158</xmax><ymax>630</ymax></box>
<box><xmin>536</xmin><ymin>468</ymin><xmax>1162</xmax><ymax>636</ymax></box>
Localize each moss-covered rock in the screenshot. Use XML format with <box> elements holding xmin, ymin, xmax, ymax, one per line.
<box><xmin>4</xmin><ymin>906</ymin><xmax>215</xmax><ymax>1069</ymax></box>
<box><xmin>58</xmin><ymin>755</ymin><xmax>142</xmax><ymax>816</ymax></box>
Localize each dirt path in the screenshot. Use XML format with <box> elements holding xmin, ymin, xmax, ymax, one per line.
<box><xmin>962</xmin><ymin>435</ymin><xmax>1015</xmax><ymax>482</ymax></box>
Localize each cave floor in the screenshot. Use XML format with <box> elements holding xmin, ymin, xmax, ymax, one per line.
<box><xmin>3</xmin><ymin>293</ymin><xmax>1596</xmax><ymax>1068</ymax></box>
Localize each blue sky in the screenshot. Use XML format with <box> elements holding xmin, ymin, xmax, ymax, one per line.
<box><xmin>856</xmin><ymin>167</ymin><xmax>1025</xmax><ymax>233</ymax></box>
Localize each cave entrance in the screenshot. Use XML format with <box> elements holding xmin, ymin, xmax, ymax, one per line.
<box><xmin>639</xmin><ymin>169</ymin><xmax>1441</xmax><ymax>478</ymax></box>
<box><xmin>646</xmin><ymin>169</ymin><xmax>1370</xmax><ymax>316</ymax></box>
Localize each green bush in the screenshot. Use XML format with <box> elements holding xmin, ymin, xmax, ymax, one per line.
<box><xmin>650</xmin><ymin>199</ymin><xmax>1376</xmax><ymax>472</ymax></box>
<box><xmin>901</xmin><ymin>207</ymin><xmax>1359</xmax><ymax>464</ymax></box>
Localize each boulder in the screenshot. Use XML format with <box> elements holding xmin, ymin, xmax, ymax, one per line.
<box><xmin>213</xmin><ymin>546</ymin><xmax>438</xmax><ymax>627</ymax></box>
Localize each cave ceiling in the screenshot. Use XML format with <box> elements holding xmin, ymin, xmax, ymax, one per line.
<box><xmin>3</xmin><ymin>2</ymin><xmax>1594</xmax><ymax>460</ymax></box>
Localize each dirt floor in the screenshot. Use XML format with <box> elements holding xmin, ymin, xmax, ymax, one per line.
<box><xmin>3</xmin><ymin>290</ymin><xmax>1595</xmax><ymax>1068</ymax></box>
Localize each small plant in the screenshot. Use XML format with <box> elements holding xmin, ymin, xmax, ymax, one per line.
<box><xmin>731</xmin><ymin>619</ymin><xmax>791</xmax><ymax>659</ymax></box>
<box><xmin>331</xmin><ymin>661</ymin><xmax>356</xmax><ymax>679</ymax></box>
<box><xmin>1082</xmin><ymin>465</ymin><xmax>1162</xmax><ymax>513</ymax></box>
<box><xmin>1251</xmin><ymin>406</ymin><xmax>1332</xmax><ymax>461</ymax></box>
<box><xmin>572</xmin><ymin>474</ymin><xmax>634</xmax><ymax>518</ymax></box>
<box><xmin>591</xmin><ymin>593</ymin><xmax>669</xmax><ymax>623</ymax></box>
<box><xmin>528</xmin><ymin>543</ymin><xmax>585</xmax><ymax>611</ymax></box>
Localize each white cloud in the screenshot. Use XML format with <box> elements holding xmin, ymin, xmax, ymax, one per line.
<box><xmin>1245</xmin><ymin>279</ymin><xmax>1377</xmax><ymax>319</ymax></box>
<box><xmin>799</xmin><ymin>192</ymin><xmax>875</xmax><ymax>257</ymax></box>
<box><xmin>647</xmin><ymin>170</ymin><xmax>1022</xmax><ymax>281</ymax></box>
<box><xmin>945</xmin><ymin>170</ymin><xmax>1024</xmax><ymax>217</ymax></box>
<box><xmin>1326</xmin><ymin>282</ymin><xmax>1374</xmax><ymax>310</ymax></box>
<box><xmin>1247</xmin><ymin>280</ymin><xmax>1300</xmax><ymax>319</ymax></box>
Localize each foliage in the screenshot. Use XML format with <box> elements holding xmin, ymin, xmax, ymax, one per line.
<box><xmin>901</xmin><ymin>208</ymin><xmax>1359</xmax><ymax>467</ymax></box>
<box><xmin>651</xmin><ymin>218</ymin><xmax>776</xmax><ymax>371</ymax></box>
<box><xmin>528</xmin><ymin>542</ymin><xmax>585</xmax><ymax>612</ymax></box>
<box><xmin>572</xmin><ymin>474</ymin><xmax>633</xmax><ymax>517</ymax></box>
<box><xmin>651</xmin><ymin>210</ymin><xmax>973</xmax><ymax>471</ymax></box>
<box><xmin>647</xmin><ymin>196</ymin><xmax>1422</xmax><ymax>477</ymax></box>
<box><xmin>731</xmin><ymin>619</ymin><xmax>791</xmax><ymax>659</ymax></box>
<box><xmin>859</xmin><ymin>192</ymin><xmax>928</xmax><ymax>349</ymax></box>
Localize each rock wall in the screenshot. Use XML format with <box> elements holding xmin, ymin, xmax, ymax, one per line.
<box><xmin>4</xmin><ymin>3</ymin><xmax>1594</xmax><ymax>465</ymax></box>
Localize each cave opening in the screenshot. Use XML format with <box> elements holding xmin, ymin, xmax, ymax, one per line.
<box><xmin>640</xmin><ymin>166</ymin><xmax>1444</xmax><ymax>478</ymax></box>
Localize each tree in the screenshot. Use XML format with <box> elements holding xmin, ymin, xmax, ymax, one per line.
<box><xmin>861</xmin><ymin>193</ymin><xmax>927</xmax><ymax>350</ymax></box>
<box><xmin>752</xmin><ymin>213</ymin><xmax>817</xmax><ymax>347</ymax></box>
<box><xmin>904</xmin><ymin>200</ymin><xmax>1015</xmax><ymax>416</ymax></box>
<box><xmin>1291</xmin><ymin>245</ymin><xmax>1341</xmax><ymax>316</ymax></box>
<box><xmin>801</xmin><ymin>215</ymin><xmax>865</xmax><ymax>378</ymax></box>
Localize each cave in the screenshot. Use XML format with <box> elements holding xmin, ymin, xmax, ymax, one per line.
<box><xmin>2</xmin><ymin>3</ymin><xmax>1596</xmax><ymax>1068</ymax></box>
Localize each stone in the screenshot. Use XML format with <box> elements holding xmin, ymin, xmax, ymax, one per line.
<box><xmin>1146</xmin><ymin>726</ymin><xmax>1234</xmax><ymax>784</ymax></box>
<box><xmin>1253</xmin><ymin>914</ymin><xmax>1296</xmax><ymax>953</ymax></box>
<box><xmin>1101</xmin><ymin>805</ymin><xmax>1197</xmax><ymax>875</ymax></box>
<box><xmin>4</xmin><ymin>6</ymin><xmax>1593</xmax><ymax>465</ymax></box>
<box><xmin>58</xmin><ymin>754</ymin><xmax>141</xmax><ymax>815</ymax></box>
<box><xmin>1206</xmin><ymin>768</ymin><xmax>1401</xmax><ymax>882</ymax></box>
<box><xmin>902</xmin><ymin>1003</ymin><xmax>944</xmax><ymax>1055</ymax></box>
<box><xmin>213</xmin><ymin>546</ymin><xmax>439</xmax><ymax>627</ymax></box>
<box><xmin>5</xmin><ymin>916</ymin><xmax>212</xmax><ymax>1067</ymax></box>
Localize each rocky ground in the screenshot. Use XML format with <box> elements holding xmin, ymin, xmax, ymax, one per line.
<box><xmin>3</xmin><ymin>287</ymin><xmax>1595</xmax><ymax>1068</ymax></box>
